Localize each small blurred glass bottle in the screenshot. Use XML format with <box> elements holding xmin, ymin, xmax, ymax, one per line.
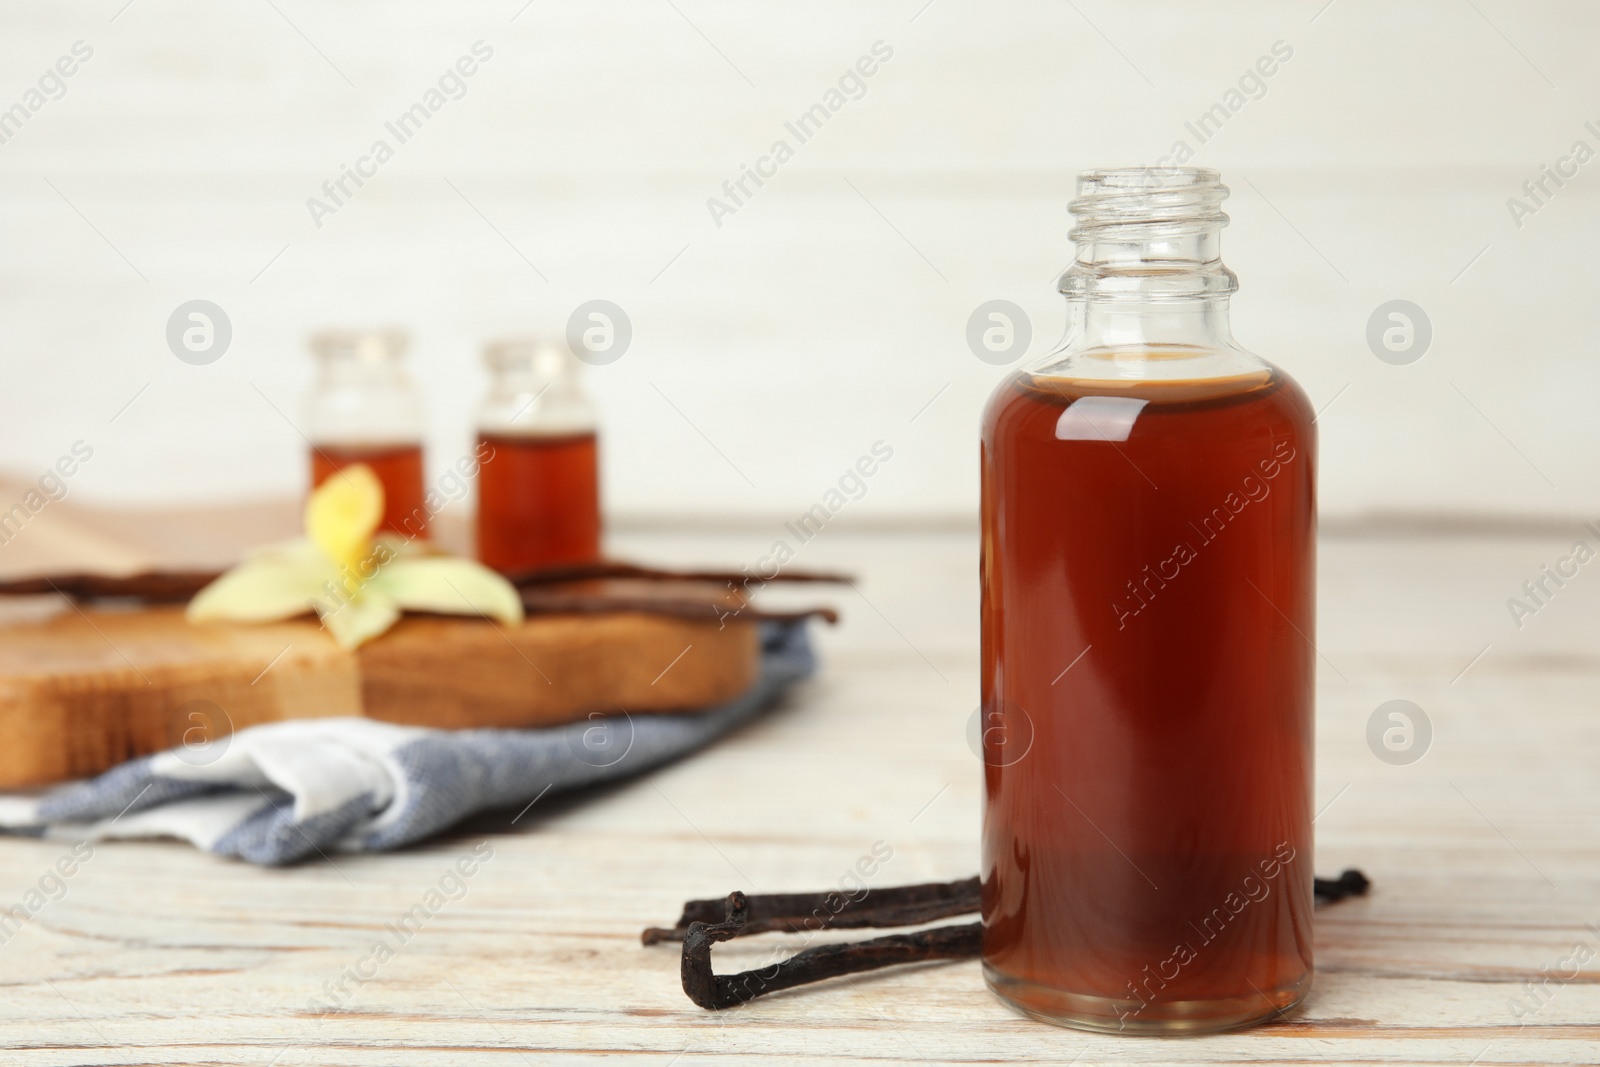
<box><xmin>305</xmin><ymin>329</ymin><xmax>428</xmax><ymax>539</ymax></box>
<box><xmin>475</xmin><ymin>338</ymin><xmax>602</xmax><ymax>574</ymax></box>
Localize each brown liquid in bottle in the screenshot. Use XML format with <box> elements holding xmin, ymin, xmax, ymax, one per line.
<box><xmin>311</xmin><ymin>443</ymin><xmax>427</xmax><ymax>538</ymax></box>
<box><xmin>476</xmin><ymin>432</ymin><xmax>601</xmax><ymax>574</ymax></box>
<box><xmin>980</xmin><ymin>364</ymin><xmax>1316</xmax><ymax>1033</ymax></box>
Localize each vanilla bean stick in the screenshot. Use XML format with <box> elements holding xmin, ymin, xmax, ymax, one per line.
<box><xmin>0</xmin><ymin>561</ymin><xmax>849</xmax><ymax>604</ymax></box>
<box><xmin>650</xmin><ymin>870</ymin><xmax>1365</xmax><ymax>945</ymax></box>
<box><xmin>643</xmin><ymin>876</ymin><xmax>980</xmax><ymax>944</ymax></box>
<box><xmin>1313</xmin><ymin>868</ymin><xmax>1370</xmax><ymax>904</ymax></box>
<box><xmin>680</xmin><ymin>892</ymin><xmax>982</xmax><ymax>1010</ymax></box>
<box><xmin>518</xmin><ymin>591</ymin><xmax>838</xmax><ymax>626</ymax></box>
<box><xmin>656</xmin><ymin>870</ymin><xmax>1370</xmax><ymax>1009</ymax></box>
<box><xmin>0</xmin><ymin>571</ymin><xmax>219</xmax><ymax>602</ymax></box>
<box><xmin>507</xmin><ymin>561</ymin><xmax>851</xmax><ymax>587</ymax></box>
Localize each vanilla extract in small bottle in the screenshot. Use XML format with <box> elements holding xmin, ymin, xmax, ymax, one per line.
<box><xmin>475</xmin><ymin>338</ymin><xmax>602</xmax><ymax>574</ymax></box>
<box><xmin>980</xmin><ymin>168</ymin><xmax>1316</xmax><ymax>1034</ymax></box>
<box><xmin>306</xmin><ymin>329</ymin><xmax>428</xmax><ymax>538</ymax></box>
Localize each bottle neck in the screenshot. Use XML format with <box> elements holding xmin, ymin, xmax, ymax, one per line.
<box><xmin>480</xmin><ymin>339</ymin><xmax>595</xmax><ymax>436</ymax></box>
<box><xmin>1069</xmin><ymin>294</ymin><xmax>1236</xmax><ymax>354</ymax></box>
<box><xmin>1059</xmin><ymin>226</ymin><xmax>1237</xmax><ymax>355</ymax></box>
<box><xmin>305</xmin><ymin>330</ymin><xmax>422</xmax><ymax>445</ymax></box>
<box><xmin>1039</xmin><ymin>167</ymin><xmax>1262</xmax><ymax>381</ymax></box>
<box><xmin>311</xmin><ymin>330</ymin><xmax>411</xmax><ymax>385</ymax></box>
<box><xmin>1073</xmin><ymin>226</ymin><xmax>1223</xmax><ymax>276</ymax></box>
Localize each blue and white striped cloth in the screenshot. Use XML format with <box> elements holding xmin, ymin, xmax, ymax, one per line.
<box><xmin>0</xmin><ymin>621</ymin><xmax>813</xmax><ymax>865</ymax></box>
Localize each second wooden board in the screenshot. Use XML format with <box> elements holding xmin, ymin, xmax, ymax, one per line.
<box><xmin>0</xmin><ymin>604</ymin><xmax>758</xmax><ymax>788</ymax></box>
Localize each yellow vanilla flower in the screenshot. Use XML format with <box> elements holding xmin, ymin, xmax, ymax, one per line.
<box><xmin>187</xmin><ymin>463</ymin><xmax>523</xmax><ymax>648</ymax></box>
<box><xmin>306</xmin><ymin>463</ymin><xmax>384</xmax><ymax>574</ymax></box>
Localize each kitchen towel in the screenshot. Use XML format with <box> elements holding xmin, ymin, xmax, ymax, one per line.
<box><xmin>0</xmin><ymin>620</ymin><xmax>812</xmax><ymax>865</ymax></box>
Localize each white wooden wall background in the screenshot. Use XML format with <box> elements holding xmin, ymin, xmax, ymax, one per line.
<box><xmin>0</xmin><ymin>0</ymin><xmax>1594</xmax><ymax>521</ymax></box>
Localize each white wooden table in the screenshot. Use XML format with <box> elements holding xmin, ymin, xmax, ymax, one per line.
<box><xmin>1</xmin><ymin>523</ymin><xmax>1597</xmax><ymax>1065</ymax></box>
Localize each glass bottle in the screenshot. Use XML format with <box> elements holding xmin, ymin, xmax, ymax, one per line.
<box><xmin>980</xmin><ymin>168</ymin><xmax>1316</xmax><ymax>1034</ymax></box>
<box><xmin>475</xmin><ymin>338</ymin><xmax>602</xmax><ymax>574</ymax></box>
<box><xmin>306</xmin><ymin>329</ymin><xmax>428</xmax><ymax>539</ymax></box>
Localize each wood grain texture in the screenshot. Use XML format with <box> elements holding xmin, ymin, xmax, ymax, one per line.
<box><xmin>355</xmin><ymin>610</ymin><xmax>756</xmax><ymax>729</ymax></box>
<box><xmin>0</xmin><ymin>527</ymin><xmax>1596</xmax><ymax>1065</ymax></box>
<box><xmin>0</xmin><ymin>608</ymin><xmax>358</xmax><ymax>787</ymax></box>
<box><xmin>0</xmin><ymin>604</ymin><xmax>756</xmax><ymax>788</ymax></box>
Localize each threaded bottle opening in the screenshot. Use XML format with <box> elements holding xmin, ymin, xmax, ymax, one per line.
<box><xmin>1061</xmin><ymin>167</ymin><xmax>1236</xmax><ymax>299</ymax></box>
<box><xmin>310</xmin><ymin>328</ymin><xmax>411</xmax><ymax>366</ymax></box>
<box><xmin>1068</xmin><ymin>167</ymin><xmax>1229</xmax><ymax>242</ymax></box>
<box><xmin>484</xmin><ymin>336</ymin><xmax>571</xmax><ymax>375</ymax></box>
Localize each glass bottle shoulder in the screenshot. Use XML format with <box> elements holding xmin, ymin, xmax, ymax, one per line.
<box><xmin>982</xmin><ymin>349</ymin><xmax>1313</xmax><ymax>450</ymax></box>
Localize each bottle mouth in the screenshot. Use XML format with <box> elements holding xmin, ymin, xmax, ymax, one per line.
<box><xmin>1068</xmin><ymin>167</ymin><xmax>1229</xmax><ymax>244</ymax></box>
<box><xmin>484</xmin><ymin>337</ymin><xmax>572</xmax><ymax>376</ymax></box>
<box><xmin>310</xmin><ymin>329</ymin><xmax>410</xmax><ymax>363</ymax></box>
<box><xmin>1061</xmin><ymin>167</ymin><xmax>1236</xmax><ymax>299</ymax></box>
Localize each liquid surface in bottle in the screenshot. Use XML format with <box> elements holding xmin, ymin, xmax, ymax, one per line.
<box><xmin>476</xmin><ymin>432</ymin><xmax>601</xmax><ymax>574</ymax></box>
<box><xmin>980</xmin><ymin>363</ymin><xmax>1316</xmax><ymax>1033</ymax></box>
<box><xmin>311</xmin><ymin>443</ymin><xmax>427</xmax><ymax>539</ymax></box>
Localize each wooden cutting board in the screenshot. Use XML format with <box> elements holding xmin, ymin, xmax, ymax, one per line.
<box><xmin>0</xmin><ymin>604</ymin><xmax>758</xmax><ymax>788</ymax></box>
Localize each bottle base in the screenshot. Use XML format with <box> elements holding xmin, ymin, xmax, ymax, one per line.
<box><xmin>983</xmin><ymin>962</ymin><xmax>1311</xmax><ymax>1036</ymax></box>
